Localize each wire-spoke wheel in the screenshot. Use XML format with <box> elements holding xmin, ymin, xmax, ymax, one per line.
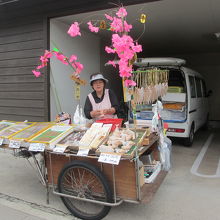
<box><xmin>58</xmin><ymin>161</ymin><xmax>112</xmax><ymax>220</ymax></box>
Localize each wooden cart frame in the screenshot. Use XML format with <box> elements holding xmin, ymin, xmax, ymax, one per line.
<box><xmin>42</xmin><ymin>133</ymin><xmax>167</xmax><ymax>219</ymax></box>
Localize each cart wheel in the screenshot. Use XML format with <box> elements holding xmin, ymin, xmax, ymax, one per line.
<box><xmin>58</xmin><ymin>160</ymin><xmax>112</xmax><ymax>220</ymax></box>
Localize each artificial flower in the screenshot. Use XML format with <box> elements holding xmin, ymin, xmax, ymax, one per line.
<box><xmin>119</xmin><ymin>64</ymin><xmax>132</xmax><ymax>77</ymax></box>
<box><xmin>87</xmin><ymin>21</ymin><xmax>99</xmax><ymax>33</ymax></box>
<box><xmin>105</xmin><ymin>46</ymin><xmax>115</xmax><ymax>54</ymax></box>
<box><xmin>67</xmin><ymin>22</ymin><xmax>81</xmax><ymax>37</ymax></box>
<box><xmin>107</xmin><ymin>60</ymin><xmax>116</xmax><ymax>67</ymax></box>
<box><xmin>105</xmin><ymin>13</ymin><xmax>113</xmax><ymax>21</ymax></box>
<box><xmin>32</xmin><ymin>70</ymin><xmax>41</xmax><ymax>77</ymax></box>
<box><xmin>124</xmin><ymin>79</ymin><xmax>136</xmax><ymax>87</ymax></box>
<box><xmin>36</xmin><ymin>65</ymin><xmax>44</xmax><ymax>69</ymax></box>
<box><xmin>43</xmin><ymin>50</ymin><xmax>53</xmax><ymax>59</ymax></box>
<box><xmin>110</xmin><ymin>17</ymin><xmax>123</xmax><ymax>32</ymax></box>
<box><xmin>69</xmin><ymin>55</ymin><xmax>78</xmax><ymax>63</ymax></box>
<box><xmin>132</xmin><ymin>43</ymin><xmax>142</xmax><ymax>53</ymax></box>
<box><xmin>53</xmin><ymin>52</ymin><xmax>68</xmax><ymax>65</ymax></box>
<box><xmin>116</xmin><ymin>7</ymin><xmax>127</xmax><ymax>18</ymax></box>
<box><xmin>123</xmin><ymin>21</ymin><xmax>132</xmax><ymax>32</ymax></box>
<box><xmin>75</xmin><ymin>62</ymin><xmax>84</xmax><ymax>74</ymax></box>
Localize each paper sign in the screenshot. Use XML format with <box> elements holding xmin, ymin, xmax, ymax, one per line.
<box><xmin>77</xmin><ymin>148</ymin><xmax>89</xmax><ymax>156</ymax></box>
<box><xmin>9</xmin><ymin>140</ymin><xmax>21</xmax><ymax>149</ymax></box>
<box><xmin>50</xmin><ymin>125</ymin><xmax>71</xmax><ymax>132</ymax></box>
<box><xmin>75</xmin><ymin>84</ymin><xmax>80</xmax><ymax>100</ymax></box>
<box><xmin>53</xmin><ymin>145</ymin><xmax>67</xmax><ymax>153</ymax></box>
<box><xmin>29</xmin><ymin>143</ymin><xmax>45</xmax><ymax>152</ymax></box>
<box><xmin>98</xmin><ymin>153</ymin><xmax>121</xmax><ymax>165</ymax></box>
<box><xmin>0</xmin><ymin>138</ymin><xmax>3</xmax><ymax>146</ymax></box>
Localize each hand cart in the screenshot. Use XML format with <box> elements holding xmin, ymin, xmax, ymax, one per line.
<box><xmin>1</xmin><ymin>132</ymin><xmax>167</xmax><ymax>220</ymax></box>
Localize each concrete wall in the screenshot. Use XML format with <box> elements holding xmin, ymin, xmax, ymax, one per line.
<box><xmin>50</xmin><ymin>20</ymin><xmax>101</xmax><ymax>121</ymax></box>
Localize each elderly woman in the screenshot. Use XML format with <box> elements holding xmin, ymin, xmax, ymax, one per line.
<box><xmin>84</xmin><ymin>73</ymin><xmax>119</xmax><ymax>120</ymax></box>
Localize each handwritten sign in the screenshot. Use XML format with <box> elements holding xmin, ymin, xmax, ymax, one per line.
<box><xmin>77</xmin><ymin>148</ymin><xmax>89</xmax><ymax>157</ymax></box>
<box><xmin>53</xmin><ymin>145</ymin><xmax>67</xmax><ymax>153</ymax></box>
<box><xmin>9</xmin><ymin>140</ymin><xmax>21</xmax><ymax>149</ymax></box>
<box><xmin>98</xmin><ymin>153</ymin><xmax>121</xmax><ymax>165</ymax></box>
<box><xmin>0</xmin><ymin>138</ymin><xmax>3</xmax><ymax>146</ymax></box>
<box><xmin>29</xmin><ymin>143</ymin><xmax>45</xmax><ymax>152</ymax></box>
<box><xmin>75</xmin><ymin>83</ymin><xmax>81</xmax><ymax>100</ymax></box>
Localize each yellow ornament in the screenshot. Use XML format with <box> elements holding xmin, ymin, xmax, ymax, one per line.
<box><xmin>140</xmin><ymin>14</ymin><xmax>146</xmax><ymax>23</ymax></box>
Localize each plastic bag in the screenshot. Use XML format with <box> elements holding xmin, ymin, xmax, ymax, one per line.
<box><xmin>73</xmin><ymin>105</ymin><xmax>80</xmax><ymax>124</ymax></box>
<box><xmin>159</xmin><ymin>135</ymin><xmax>172</xmax><ymax>171</ymax></box>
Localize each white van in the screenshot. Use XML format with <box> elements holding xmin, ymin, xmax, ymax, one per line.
<box><xmin>134</xmin><ymin>57</ymin><xmax>209</xmax><ymax>146</ymax></box>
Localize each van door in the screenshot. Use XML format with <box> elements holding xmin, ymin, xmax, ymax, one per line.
<box><xmin>188</xmin><ymin>75</ymin><xmax>198</xmax><ymax>130</ymax></box>
<box><xmin>195</xmin><ymin>77</ymin><xmax>203</xmax><ymax>128</ymax></box>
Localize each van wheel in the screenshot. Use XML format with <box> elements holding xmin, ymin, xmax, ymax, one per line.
<box><xmin>183</xmin><ymin>125</ymin><xmax>194</xmax><ymax>147</ymax></box>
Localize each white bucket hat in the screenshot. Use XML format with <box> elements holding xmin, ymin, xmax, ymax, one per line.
<box><xmin>90</xmin><ymin>73</ymin><xmax>108</xmax><ymax>85</ymax></box>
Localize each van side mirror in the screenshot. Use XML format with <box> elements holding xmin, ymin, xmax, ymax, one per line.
<box><xmin>207</xmin><ymin>90</ymin><xmax>213</xmax><ymax>97</ymax></box>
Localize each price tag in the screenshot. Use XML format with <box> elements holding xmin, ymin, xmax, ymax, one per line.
<box><xmin>0</xmin><ymin>138</ymin><xmax>4</xmax><ymax>146</ymax></box>
<box><xmin>9</xmin><ymin>140</ymin><xmax>21</xmax><ymax>149</ymax></box>
<box><xmin>53</xmin><ymin>145</ymin><xmax>67</xmax><ymax>153</ymax></box>
<box><xmin>29</xmin><ymin>143</ymin><xmax>45</xmax><ymax>152</ymax></box>
<box><xmin>77</xmin><ymin>148</ymin><xmax>89</xmax><ymax>156</ymax></box>
<box><xmin>98</xmin><ymin>153</ymin><xmax>121</xmax><ymax>165</ymax></box>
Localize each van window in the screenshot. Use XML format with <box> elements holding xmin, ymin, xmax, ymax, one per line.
<box><xmin>195</xmin><ymin>77</ymin><xmax>202</xmax><ymax>98</ymax></box>
<box><xmin>201</xmin><ymin>79</ymin><xmax>207</xmax><ymax>97</ymax></box>
<box><xmin>188</xmin><ymin>76</ymin><xmax>196</xmax><ymax>98</ymax></box>
<box><xmin>168</xmin><ymin>69</ymin><xmax>186</xmax><ymax>92</ymax></box>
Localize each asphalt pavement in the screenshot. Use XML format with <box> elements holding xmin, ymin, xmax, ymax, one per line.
<box><xmin>0</xmin><ymin>203</ymin><xmax>45</xmax><ymax>220</ymax></box>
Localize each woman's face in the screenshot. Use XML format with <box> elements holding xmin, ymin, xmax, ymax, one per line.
<box><xmin>92</xmin><ymin>80</ymin><xmax>104</xmax><ymax>93</ymax></box>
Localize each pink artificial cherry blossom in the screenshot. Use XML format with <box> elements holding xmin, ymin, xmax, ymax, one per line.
<box><xmin>36</xmin><ymin>65</ymin><xmax>44</xmax><ymax>69</ymax></box>
<box><xmin>69</xmin><ymin>55</ymin><xmax>77</xmax><ymax>63</ymax></box>
<box><xmin>75</xmin><ymin>62</ymin><xmax>84</xmax><ymax>73</ymax></box>
<box><xmin>53</xmin><ymin>52</ymin><xmax>68</xmax><ymax>65</ymax></box>
<box><xmin>116</xmin><ymin>7</ymin><xmax>127</xmax><ymax>18</ymax></box>
<box><xmin>124</xmin><ymin>79</ymin><xmax>136</xmax><ymax>87</ymax></box>
<box><xmin>105</xmin><ymin>46</ymin><xmax>115</xmax><ymax>54</ymax></box>
<box><xmin>67</xmin><ymin>22</ymin><xmax>81</xmax><ymax>37</ymax></box>
<box><xmin>132</xmin><ymin>43</ymin><xmax>142</xmax><ymax>53</ymax></box>
<box><xmin>43</xmin><ymin>50</ymin><xmax>53</xmax><ymax>59</ymax></box>
<box><xmin>107</xmin><ymin>60</ymin><xmax>116</xmax><ymax>67</ymax></box>
<box><xmin>87</xmin><ymin>21</ymin><xmax>99</xmax><ymax>33</ymax></box>
<box><xmin>32</xmin><ymin>70</ymin><xmax>41</xmax><ymax>77</ymax></box>
<box><xmin>105</xmin><ymin>14</ymin><xmax>113</xmax><ymax>21</ymax></box>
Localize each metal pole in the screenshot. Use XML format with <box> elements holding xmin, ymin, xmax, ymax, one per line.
<box><xmin>30</xmin><ymin>152</ymin><xmax>46</xmax><ymax>186</ymax></box>
<box><xmin>112</xmin><ymin>164</ymin><xmax>117</xmax><ymax>203</ymax></box>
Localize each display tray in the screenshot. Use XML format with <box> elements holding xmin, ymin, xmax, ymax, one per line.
<box><xmin>28</xmin><ymin>125</ymin><xmax>74</xmax><ymax>149</ymax></box>
<box><xmin>0</xmin><ymin>121</ymin><xmax>15</xmax><ymax>132</ymax></box>
<box><xmin>10</xmin><ymin>122</ymin><xmax>54</xmax><ymax>141</ymax></box>
<box><xmin>0</xmin><ymin>122</ymin><xmax>34</xmax><ymax>144</ymax></box>
<box><xmin>55</xmin><ymin>130</ymin><xmax>87</xmax><ymax>151</ymax></box>
<box><xmin>95</xmin><ymin>128</ymin><xmax>151</xmax><ymax>159</ymax></box>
